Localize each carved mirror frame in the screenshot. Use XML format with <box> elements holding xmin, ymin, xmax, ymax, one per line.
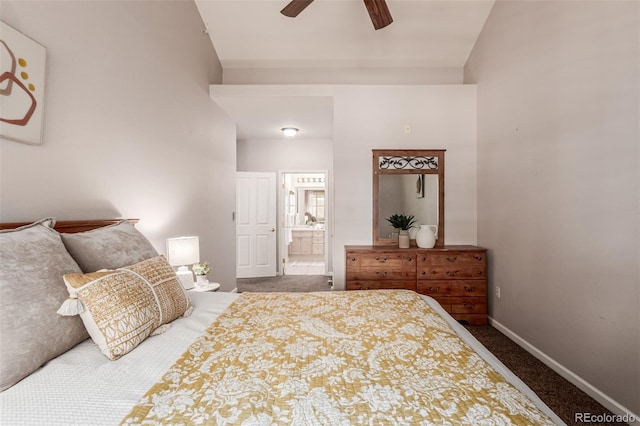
<box><xmin>372</xmin><ymin>149</ymin><xmax>445</xmax><ymax>247</ymax></box>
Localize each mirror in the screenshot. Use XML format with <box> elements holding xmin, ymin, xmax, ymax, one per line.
<box><xmin>284</xmin><ymin>172</ymin><xmax>326</xmax><ymax>227</ymax></box>
<box><xmin>301</xmin><ymin>189</ymin><xmax>325</xmax><ymax>224</ymax></box>
<box><xmin>288</xmin><ymin>188</ymin><xmax>326</xmax><ymax>225</ymax></box>
<box><xmin>377</xmin><ymin>174</ymin><xmax>438</xmax><ymax>239</ymax></box>
<box><xmin>372</xmin><ymin>149</ymin><xmax>445</xmax><ymax>246</ymax></box>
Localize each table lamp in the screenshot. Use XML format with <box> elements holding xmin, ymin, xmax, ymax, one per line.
<box><xmin>166</xmin><ymin>236</ymin><xmax>199</xmax><ymax>290</ymax></box>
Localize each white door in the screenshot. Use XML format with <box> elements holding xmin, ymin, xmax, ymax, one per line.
<box><xmin>236</xmin><ymin>172</ymin><xmax>277</xmax><ymax>278</ymax></box>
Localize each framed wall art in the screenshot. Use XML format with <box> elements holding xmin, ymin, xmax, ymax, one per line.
<box><xmin>1</xmin><ymin>21</ymin><xmax>46</xmax><ymax>145</ymax></box>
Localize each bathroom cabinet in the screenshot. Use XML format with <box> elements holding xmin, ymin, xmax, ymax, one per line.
<box><xmin>289</xmin><ymin>230</ymin><xmax>324</xmax><ymax>255</ymax></box>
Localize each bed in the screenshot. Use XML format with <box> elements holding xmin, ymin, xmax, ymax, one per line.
<box><xmin>0</xmin><ymin>219</ymin><xmax>566</xmax><ymax>425</ymax></box>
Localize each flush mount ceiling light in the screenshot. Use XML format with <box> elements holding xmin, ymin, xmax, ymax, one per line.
<box><xmin>281</xmin><ymin>127</ymin><xmax>299</xmax><ymax>137</ymax></box>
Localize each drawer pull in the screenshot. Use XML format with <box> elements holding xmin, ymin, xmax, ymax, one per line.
<box><xmin>446</xmin><ymin>270</ymin><xmax>459</xmax><ymax>277</ymax></box>
<box><xmin>475</xmin><ymin>255</ymin><xmax>484</xmax><ymax>261</ymax></box>
<box><xmin>376</xmin><ymin>271</ymin><xmax>388</xmax><ymax>276</ymax></box>
<box><xmin>477</xmin><ymin>270</ymin><xmax>483</xmax><ymax>275</ymax></box>
<box><xmin>407</xmin><ymin>257</ymin><xmax>412</xmax><ymax>262</ymax></box>
<box><xmin>375</xmin><ymin>256</ymin><xmax>388</xmax><ymax>262</ymax></box>
<box><xmin>428</xmin><ymin>286</ymin><xmax>440</xmax><ymax>292</ymax></box>
<box><xmin>464</xmin><ymin>303</ymin><xmax>475</xmax><ymax>310</ymax></box>
<box><xmin>351</xmin><ymin>257</ymin><xmax>356</xmax><ymax>262</ymax></box>
<box><xmin>421</xmin><ymin>271</ymin><xmax>426</xmax><ymax>275</ymax></box>
<box><xmin>422</xmin><ymin>257</ymin><xmax>426</xmax><ymax>261</ymax></box>
<box><xmin>464</xmin><ymin>286</ymin><xmax>475</xmax><ymax>292</ymax></box>
<box><xmin>446</xmin><ymin>256</ymin><xmax>457</xmax><ymax>262</ymax></box>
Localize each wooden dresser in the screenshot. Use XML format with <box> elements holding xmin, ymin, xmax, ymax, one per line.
<box><xmin>345</xmin><ymin>245</ymin><xmax>488</xmax><ymax>325</ymax></box>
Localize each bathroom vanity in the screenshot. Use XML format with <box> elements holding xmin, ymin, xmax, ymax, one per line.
<box><xmin>289</xmin><ymin>228</ymin><xmax>324</xmax><ymax>255</ymax></box>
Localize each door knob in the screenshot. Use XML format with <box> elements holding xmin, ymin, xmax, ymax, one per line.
<box><xmin>270</xmin><ymin>228</ymin><xmax>275</xmax><ymax>232</ymax></box>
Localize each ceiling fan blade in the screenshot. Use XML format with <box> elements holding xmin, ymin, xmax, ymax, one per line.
<box><xmin>363</xmin><ymin>0</ymin><xmax>393</xmax><ymax>30</ymax></box>
<box><xmin>281</xmin><ymin>0</ymin><xmax>315</xmax><ymax>17</ymax></box>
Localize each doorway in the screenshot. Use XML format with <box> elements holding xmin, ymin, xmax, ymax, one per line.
<box><xmin>280</xmin><ymin>171</ymin><xmax>328</xmax><ymax>276</ymax></box>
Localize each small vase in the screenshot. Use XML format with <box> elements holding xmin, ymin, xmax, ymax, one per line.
<box><xmin>398</xmin><ymin>230</ymin><xmax>410</xmax><ymax>249</ymax></box>
<box><xmin>416</xmin><ymin>225</ymin><xmax>437</xmax><ymax>248</ymax></box>
<box><xmin>196</xmin><ymin>275</ymin><xmax>209</xmax><ymax>285</ymax></box>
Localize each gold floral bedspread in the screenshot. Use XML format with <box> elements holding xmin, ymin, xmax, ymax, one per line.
<box><xmin>122</xmin><ymin>290</ymin><xmax>557</xmax><ymax>425</ymax></box>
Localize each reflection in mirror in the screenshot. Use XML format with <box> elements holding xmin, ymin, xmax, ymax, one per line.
<box><xmin>292</xmin><ymin>188</ymin><xmax>326</xmax><ymax>225</ymax></box>
<box><xmin>372</xmin><ymin>149</ymin><xmax>445</xmax><ymax>246</ymax></box>
<box><xmin>285</xmin><ymin>172</ymin><xmax>326</xmax><ymax>227</ymax></box>
<box><xmin>377</xmin><ymin>175</ymin><xmax>438</xmax><ymax>240</ymax></box>
<box><xmin>302</xmin><ymin>190</ymin><xmax>325</xmax><ymax>223</ymax></box>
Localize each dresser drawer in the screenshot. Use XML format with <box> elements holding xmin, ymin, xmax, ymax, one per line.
<box><xmin>346</xmin><ymin>252</ymin><xmax>416</xmax><ymax>281</ymax></box>
<box><xmin>417</xmin><ymin>250</ymin><xmax>486</xmax><ymax>279</ymax></box>
<box><xmin>449</xmin><ymin>297</ymin><xmax>487</xmax><ymax>314</ymax></box>
<box><xmin>348</xmin><ymin>270</ymin><xmax>416</xmax><ymax>281</ymax></box>
<box><xmin>430</xmin><ymin>296</ymin><xmax>487</xmax><ymax>314</ymax></box>
<box><xmin>346</xmin><ymin>280</ymin><xmax>416</xmax><ymax>291</ymax></box>
<box><xmin>418</xmin><ymin>251</ymin><xmax>486</xmax><ymax>266</ymax></box>
<box><xmin>417</xmin><ymin>280</ymin><xmax>486</xmax><ymax>297</ymax></box>
<box><xmin>360</xmin><ymin>253</ymin><xmax>414</xmax><ymax>269</ymax></box>
<box><xmin>417</xmin><ymin>264</ymin><xmax>486</xmax><ymax>279</ymax></box>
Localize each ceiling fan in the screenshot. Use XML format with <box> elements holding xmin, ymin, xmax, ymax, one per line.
<box><xmin>281</xmin><ymin>0</ymin><xmax>393</xmax><ymax>30</ymax></box>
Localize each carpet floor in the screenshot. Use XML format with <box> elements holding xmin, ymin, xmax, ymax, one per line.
<box><xmin>465</xmin><ymin>325</ymin><xmax>622</xmax><ymax>425</ymax></box>
<box><xmin>236</xmin><ymin>275</ymin><xmax>332</xmax><ymax>293</ymax></box>
<box><xmin>234</xmin><ymin>277</ymin><xmax>622</xmax><ymax>425</ymax></box>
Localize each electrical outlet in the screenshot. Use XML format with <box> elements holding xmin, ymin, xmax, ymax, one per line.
<box><xmin>495</xmin><ymin>286</ymin><xmax>501</xmax><ymax>299</ymax></box>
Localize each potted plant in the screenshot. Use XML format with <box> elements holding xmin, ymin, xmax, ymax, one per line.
<box><xmin>385</xmin><ymin>214</ymin><xmax>416</xmax><ymax>230</ymax></box>
<box><xmin>385</xmin><ymin>214</ymin><xmax>416</xmax><ymax>248</ymax></box>
<box><xmin>192</xmin><ymin>261</ymin><xmax>211</xmax><ymax>285</ymax></box>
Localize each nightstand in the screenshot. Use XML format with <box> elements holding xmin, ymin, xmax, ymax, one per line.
<box><xmin>189</xmin><ymin>282</ymin><xmax>220</xmax><ymax>292</ymax></box>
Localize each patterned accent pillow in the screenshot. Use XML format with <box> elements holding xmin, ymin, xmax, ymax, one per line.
<box><xmin>0</xmin><ymin>219</ymin><xmax>89</xmax><ymax>391</ymax></box>
<box><xmin>62</xmin><ymin>256</ymin><xmax>191</xmax><ymax>360</ymax></box>
<box><xmin>60</xmin><ymin>220</ymin><xmax>158</xmax><ymax>273</ymax></box>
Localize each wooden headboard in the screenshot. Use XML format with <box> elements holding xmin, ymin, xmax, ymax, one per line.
<box><xmin>0</xmin><ymin>219</ymin><xmax>139</xmax><ymax>233</ymax></box>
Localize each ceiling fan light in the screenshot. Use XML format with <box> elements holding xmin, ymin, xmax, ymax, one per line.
<box><xmin>282</xmin><ymin>127</ymin><xmax>299</xmax><ymax>137</ymax></box>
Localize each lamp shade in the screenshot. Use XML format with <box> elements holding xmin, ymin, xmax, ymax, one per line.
<box><xmin>166</xmin><ymin>236</ymin><xmax>200</xmax><ymax>266</ymax></box>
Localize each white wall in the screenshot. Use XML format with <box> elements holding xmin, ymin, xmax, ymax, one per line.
<box><xmin>237</xmin><ymin>138</ymin><xmax>333</xmax><ymax>172</ymax></box>
<box><xmin>0</xmin><ymin>1</ymin><xmax>238</xmax><ymax>290</ymax></box>
<box><xmin>465</xmin><ymin>0</ymin><xmax>639</xmax><ymax>416</ymax></box>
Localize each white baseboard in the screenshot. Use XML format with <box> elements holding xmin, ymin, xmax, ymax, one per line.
<box><xmin>230</xmin><ymin>287</ymin><xmax>238</xmax><ymax>293</ymax></box>
<box><xmin>489</xmin><ymin>317</ymin><xmax>639</xmax><ymax>425</ymax></box>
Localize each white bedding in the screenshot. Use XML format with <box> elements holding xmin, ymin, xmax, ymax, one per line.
<box><xmin>0</xmin><ymin>291</ymin><xmax>565</xmax><ymax>425</ymax></box>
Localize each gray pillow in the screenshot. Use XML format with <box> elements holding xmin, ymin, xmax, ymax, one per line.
<box><xmin>0</xmin><ymin>219</ymin><xmax>89</xmax><ymax>391</ymax></box>
<box><xmin>60</xmin><ymin>220</ymin><xmax>158</xmax><ymax>272</ymax></box>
